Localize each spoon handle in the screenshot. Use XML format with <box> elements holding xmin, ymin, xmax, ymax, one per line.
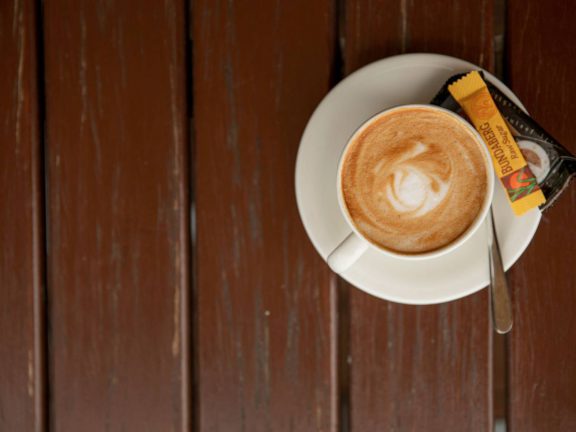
<box><xmin>488</xmin><ymin>208</ymin><xmax>513</xmax><ymax>334</ymax></box>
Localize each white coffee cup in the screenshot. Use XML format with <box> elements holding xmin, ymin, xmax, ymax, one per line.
<box><xmin>327</xmin><ymin>104</ymin><xmax>495</xmax><ymax>273</ymax></box>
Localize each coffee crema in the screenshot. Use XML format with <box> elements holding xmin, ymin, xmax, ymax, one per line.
<box><xmin>341</xmin><ymin>108</ymin><xmax>488</xmax><ymax>254</ymax></box>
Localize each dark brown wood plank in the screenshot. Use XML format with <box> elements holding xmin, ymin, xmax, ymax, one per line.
<box><xmin>43</xmin><ymin>1</ymin><xmax>190</xmax><ymax>430</ymax></box>
<box><xmin>194</xmin><ymin>1</ymin><xmax>337</xmax><ymax>431</ymax></box>
<box><xmin>343</xmin><ymin>0</ymin><xmax>493</xmax><ymax>75</ymax></box>
<box><xmin>342</xmin><ymin>1</ymin><xmax>494</xmax><ymax>430</ymax></box>
<box><xmin>507</xmin><ymin>2</ymin><xmax>576</xmax><ymax>430</ymax></box>
<box><xmin>0</xmin><ymin>0</ymin><xmax>45</xmax><ymax>430</ymax></box>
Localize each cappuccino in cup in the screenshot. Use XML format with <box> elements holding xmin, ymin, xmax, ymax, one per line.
<box><xmin>340</xmin><ymin>106</ymin><xmax>490</xmax><ymax>255</ymax></box>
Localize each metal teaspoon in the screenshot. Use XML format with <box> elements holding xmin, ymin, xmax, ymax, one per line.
<box><xmin>488</xmin><ymin>207</ymin><xmax>513</xmax><ymax>334</ymax></box>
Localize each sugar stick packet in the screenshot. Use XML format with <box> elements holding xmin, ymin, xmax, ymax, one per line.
<box><xmin>432</xmin><ymin>71</ymin><xmax>576</xmax><ymax>212</ymax></box>
<box><xmin>448</xmin><ymin>71</ymin><xmax>546</xmax><ymax>216</ymax></box>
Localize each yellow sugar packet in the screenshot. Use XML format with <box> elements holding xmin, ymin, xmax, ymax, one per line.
<box><xmin>449</xmin><ymin>71</ymin><xmax>545</xmax><ymax>215</ymax></box>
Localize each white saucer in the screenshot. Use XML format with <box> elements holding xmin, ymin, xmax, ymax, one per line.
<box><xmin>295</xmin><ymin>53</ymin><xmax>541</xmax><ymax>305</ymax></box>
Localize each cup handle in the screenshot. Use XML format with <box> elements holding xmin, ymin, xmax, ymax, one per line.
<box><xmin>327</xmin><ymin>232</ymin><xmax>369</xmax><ymax>273</ymax></box>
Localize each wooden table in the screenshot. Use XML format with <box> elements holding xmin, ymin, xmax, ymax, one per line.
<box><xmin>2</xmin><ymin>0</ymin><xmax>575</xmax><ymax>431</ymax></box>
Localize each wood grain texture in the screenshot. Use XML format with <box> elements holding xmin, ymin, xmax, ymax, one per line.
<box><xmin>507</xmin><ymin>1</ymin><xmax>576</xmax><ymax>430</ymax></box>
<box><xmin>0</xmin><ymin>0</ymin><xmax>45</xmax><ymax>430</ymax></box>
<box><xmin>193</xmin><ymin>1</ymin><xmax>337</xmax><ymax>430</ymax></box>
<box><xmin>43</xmin><ymin>1</ymin><xmax>190</xmax><ymax>430</ymax></box>
<box><xmin>342</xmin><ymin>1</ymin><xmax>494</xmax><ymax>430</ymax></box>
<box><xmin>343</xmin><ymin>0</ymin><xmax>493</xmax><ymax>75</ymax></box>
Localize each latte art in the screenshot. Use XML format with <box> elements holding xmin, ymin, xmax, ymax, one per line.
<box><xmin>341</xmin><ymin>108</ymin><xmax>488</xmax><ymax>254</ymax></box>
<box><xmin>379</xmin><ymin>141</ymin><xmax>450</xmax><ymax>217</ymax></box>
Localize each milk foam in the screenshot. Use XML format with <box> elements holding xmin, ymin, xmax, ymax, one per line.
<box><xmin>341</xmin><ymin>108</ymin><xmax>487</xmax><ymax>254</ymax></box>
<box><xmin>382</xmin><ymin>142</ymin><xmax>450</xmax><ymax>217</ymax></box>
